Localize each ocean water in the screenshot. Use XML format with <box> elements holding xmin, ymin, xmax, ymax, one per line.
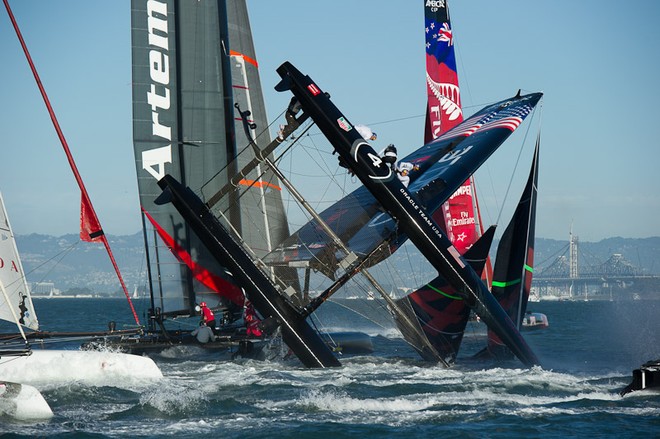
<box><xmin>1</xmin><ymin>297</ymin><xmax>658</xmax><ymax>438</ymax></box>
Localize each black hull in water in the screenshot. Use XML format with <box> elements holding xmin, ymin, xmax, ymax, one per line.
<box><xmin>620</xmin><ymin>359</ymin><xmax>660</xmax><ymax>396</ymax></box>
<box><xmin>85</xmin><ymin>328</ymin><xmax>373</xmax><ymax>359</ymax></box>
<box><xmin>156</xmin><ymin>175</ymin><xmax>342</xmax><ymax>368</ymax></box>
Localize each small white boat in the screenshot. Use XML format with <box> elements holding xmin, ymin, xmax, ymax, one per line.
<box><xmin>0</xmin><ymin>350</ymin><xmax>162</xmax><ymax>387</ymax></box>
<box><xmin>521</xmin><ymin>311</ymin><xmax>549</xmax><ymax>330</ymax></box>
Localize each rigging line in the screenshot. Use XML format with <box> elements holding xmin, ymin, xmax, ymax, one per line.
<box><xmin>19</xmin><ymin>240</ymin><xmax>80</xmax><ymax>287</ymax></box>
<box><xmin>400</xmin><ymin>241</ymin><xmax>424</xmax><ymax>290</ymax></box>
<box><xmin>345</xmin><ymin>275</ymin><xmax>401</xmax><ymax>323</ymax></box>
<box><xmin>198</xmin><ymin>106</ymin><xmax>290</xmax><ymax>196</ymax></box>
<box><xmin>297</xmin><ymin>146</ymin><xmax>352</xmax><ymax>210</ymax></box>
<box><xmin>279</xmin><ymin>129</ymin><xmax>361</xmax><ymax>204</ymax></box>
<box><xmin>326</xmin><ymin>298</ymin><xmax>390</xmax><ymax>331</ymax></box>
<box><xmin>452</xmin><ymin>30</ymin><xmax>474</xmax><ymax>115</ymax></box>
<box><xmin>215</xmin><ymin>126</ymin><xmax>316</xmax><ymax>229</ymax></box>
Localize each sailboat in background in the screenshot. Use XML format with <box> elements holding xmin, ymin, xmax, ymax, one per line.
<box><xmin>390</xmin><ymin>0</ymin><xmax>490</xmax><ymax>365</ymax></box>
<box><xmin>395</xmin><ymin>1</ymin><xmax>547</xmax><ymax>365</ymax></box>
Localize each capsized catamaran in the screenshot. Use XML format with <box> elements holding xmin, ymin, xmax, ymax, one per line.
<box><xmin>274</xmin><ymin>61</ymin><xmax>541</xmax><ymax>367</ymax></box>
<box><xmin>259</xmin><ymin>1</ymin><xmax>539</xmax><ymax>365</ymax></box>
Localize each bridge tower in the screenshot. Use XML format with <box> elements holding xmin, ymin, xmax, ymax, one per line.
<box><xmin>569</xmin><ymin>229</ymin><xmax>579</xmax><ymax>279</ymax></box>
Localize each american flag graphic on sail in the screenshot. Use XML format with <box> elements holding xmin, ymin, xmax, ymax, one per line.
<box><xmin>432</xmin><ymin>103</ymin><xmax>534</xmax><ymax>142</ymax></box>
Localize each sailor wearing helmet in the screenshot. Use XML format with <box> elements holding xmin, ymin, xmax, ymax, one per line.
<box><xmin>196</xmin><ymin>301</ymin><xmax>217</xmax><ymax>335</ymax></box>
<box><xmin>380</xmin><ymin>144</ymin><xmax>418</xmax><ymax>187</ymax></box>
<box><xmin>355</xmin><ymin>124</ymin><xmax>377</xmax><ymax>141</ymax></box>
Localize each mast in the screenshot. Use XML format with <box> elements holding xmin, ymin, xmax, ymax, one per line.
<box><xmin>3</xmin><ymin>0</ymin><xmax>140</xmax><ymax>326</ymax></box>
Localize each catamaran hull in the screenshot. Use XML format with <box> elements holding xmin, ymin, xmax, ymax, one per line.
<box><xmin>157</xmin><ymin>175</ymin><xmax>341</xmax><ymax>368</ymax></box>
<box><xmin>0</xmin><ymin>381</ymin><xmax>53</xmax><ymax>421</ymax></box>
<box><xmin>93</xmin><ymin>329</ymin><xmax>373</xmax><ymax>358</ymax></box>
<box><xmin>0</xmin><ymin>350</ymin><xmax>162</xmax><ymax>386</ymax></box>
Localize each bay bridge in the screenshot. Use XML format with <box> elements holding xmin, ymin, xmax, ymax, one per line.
<box><xmin>532</xmin><ymin>232</ymin><xmax>660</xmax><ymax>301</ymax></box>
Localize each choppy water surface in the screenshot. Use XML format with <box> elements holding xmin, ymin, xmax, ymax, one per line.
<box><xmin>1</xmin><ymin>298</ymin><xmax>658</xmax><ymax>438</ymax></box>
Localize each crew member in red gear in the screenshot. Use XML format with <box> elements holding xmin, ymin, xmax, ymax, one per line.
<box><xmin>198</xmin><ymin>302</ymin><xmax>217</xmax><ymax>334</ymax></box>
<box><xmin>244</xmin><ymin>301</ymin><xmax>263</xmax><ymax>338</ymax></box>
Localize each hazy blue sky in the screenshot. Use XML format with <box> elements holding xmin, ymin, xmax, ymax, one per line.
<box><xmin>1</xmin><ymin>1</ymin><xmax>659</xmax><ymax>242</ymax></box>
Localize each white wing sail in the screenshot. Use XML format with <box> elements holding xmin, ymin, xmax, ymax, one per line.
<box><xmin>0</xmin><ymin>192</ymin><xmax>38</xmax><ymax>331</ymax></box>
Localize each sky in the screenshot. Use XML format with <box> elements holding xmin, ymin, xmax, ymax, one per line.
<box><xmin>1</xmin><ymin>1</ymin><xmax>659</xmax><ymax>242</ymax></box>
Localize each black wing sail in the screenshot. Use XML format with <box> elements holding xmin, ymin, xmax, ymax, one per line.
<box><xmin>131</xmin><ymin>0</ymin><xmax>293</xmax><ymax>316</ymax></box>
<box><xmin>483</xmin><ymin>135</ymin><xmax>540</xmax><ymax>358</ymax></box>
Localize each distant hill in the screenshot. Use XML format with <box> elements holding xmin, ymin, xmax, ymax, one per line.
<box><xmin>17</xmin><ymin>232</ymin><xmax>146</xmax><ymax>296</ymax></box>
<box><xmin>15</xmin><ymin>232</ymin><xmax>660</xmax><ymax>295</ymax></box>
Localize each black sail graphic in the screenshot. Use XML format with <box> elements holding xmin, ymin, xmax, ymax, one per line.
<box><xmin>485</xmin><ymin>136</ymin><xmax>540</xmax><ymax>357</ymax></box>
<box><xmin>131</xmin><ymin>0</ymin><xmax>291</xmax><ymax>316</ymax></box>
